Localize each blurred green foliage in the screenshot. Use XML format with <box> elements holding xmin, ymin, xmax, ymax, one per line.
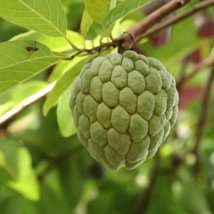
<box><xmin>0</xmin><ymin>0</ymin><xmax>214</xmax><ymax>214</ymax></box>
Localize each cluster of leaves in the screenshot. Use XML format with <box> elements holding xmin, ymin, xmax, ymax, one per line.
<box><xmin>0</xmin><ymin>0</ymin><xmax>214</xmax><ymax>214</ymax></box>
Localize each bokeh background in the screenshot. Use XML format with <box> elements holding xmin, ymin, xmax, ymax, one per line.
<box><xmin>0</xmin><ymin>0</ymin><xmax>214</xmax><ymax>213</ymax></box>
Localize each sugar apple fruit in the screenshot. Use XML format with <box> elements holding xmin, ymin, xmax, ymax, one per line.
<box><xmin>69</xmin><ymin>50</ymin><xmax>179</xmax><ymax>170</ymax></box>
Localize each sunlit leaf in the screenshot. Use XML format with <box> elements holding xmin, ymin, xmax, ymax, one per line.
<box><xmin>80</xmin><ymin>9</ymin><xmax>97</xmax><ymax>39</ymax></box>
<box><xmin>80</xmin><ymin>9</ymin><xmax>113</xmax><ymax>39</ymax></box>
<box><xmin>85</xmin><ymin>0</ymin><xmax>112</xmax><ymax>24</ymax></box>
<box><xmin>57</xmin><ymin>85</ymin><xmax>76</xmax><ymax>137</ymax></box>
<box><xmin>0</xmin><ymin>0</ymin><xmax>67</xmax><ymax>36</ymax></box>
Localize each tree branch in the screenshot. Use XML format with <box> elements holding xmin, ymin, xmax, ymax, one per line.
<box><xmin>117</xmin><ymin>0</ymin><xmax>192</xmax><ymax>51</ymax></box>
<box><xmin>136</xmin><ymin>154</ymin><xmax>161</xmax><ymax>214</ymax></box>
<box><xmin>0</xmin><ymin>82</ymin><xmax>55</xmax><ymax>126</ymax></box>
<box><xmin>142</xmin><ymin>0</ymin><xmax>214</xmax><ymax>38</ymax></box>
<box><xmin>75</xmin><ymin>0</ymin><xmax>214</xmax><ymax>53</ymax></box>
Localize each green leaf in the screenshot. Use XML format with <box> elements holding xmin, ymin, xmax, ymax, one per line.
<box><xmin>59</xmin><ymin>148</ymin><xmax>88</xmax><ymax>208</ymax></box>
<box><xmin>80</xmin><ymin>9</ymin><xmax>113</xmax><ymax>39</ymax></box>
<box><xmin>0</xmin><ymin>139</ymin><xmax>39</xmax><ymax>201</ymax></box>
<box><xmin>57</xmin><ymin>85</ymin><xmax>76</xmax><ymax>137</ymax></box>
<box><xmin>88</xmin><ymin>180</ymin><xmax>137</xmax><ymax>214</ymax></box>
<box><xmin>146</xmin><ymin>175</ymin><xmax>187</xmax><ymax>214</ymax></box>
<box><xmin>43</xmin><ymin>54</ymin><xmax>98</xmax><ymax>116</ymax></box>
<box><xmin>0</xmin><ymin>0</ymin><xmax>67</xmax><ymax>37</ymax></box>
<box><xmin>176</xmin><ymin>167</ymin><xmax>211</xmax><ymax>214</ymax></box>
<box><xmin>0</xmin><ymin>188</ymin><xmax>23</xmax><ymax>214</ymax></box>
<box><xmin>88</xmin><ymin>192</ymin><xmax>115</xmax><ymax>214</ymax></box>
<box><xmin>85</xmin><ymin>0</ymin><xmax>112</xmax><ymax>24</ymax></box>
<box><xmin>102</xmin><ymin>0</ymin><xmax>152</xmax><ymax>29</ymax></box>
<box><xmin>37</xmin><ymin>172</ymin><xmax>71</xmax><ymax>214</ymax></box>
<box><xmin>0</xmin><ymin>142</ymin><xmax>18</xmax><ymax>181</ymax></box>
<box><xmin>80</xmin><ymin>9</ymin><xmax>97</xmax><ymax>39</ymax></box>
<box><xmin>0</xmin><ymin>40</ymin><xmax>64</xmax><ymax>95</ymax></box>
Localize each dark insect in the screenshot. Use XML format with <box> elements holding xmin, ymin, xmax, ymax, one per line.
<box><xmin>25</xmin><ymin>39</ymin><xmax>39</xmax><ymax>59</ymax></box>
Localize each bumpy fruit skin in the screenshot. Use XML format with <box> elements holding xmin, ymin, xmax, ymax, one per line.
<box><xmin>70</xmin><ymin>51</ymin><xmax>179</xmax><ymax>170</ymax></box>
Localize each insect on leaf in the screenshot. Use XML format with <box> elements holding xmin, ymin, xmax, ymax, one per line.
<box><xmin>0</xmin><ymin>40</ymin><xmax>65</xmax><ymax>95</ymax></box>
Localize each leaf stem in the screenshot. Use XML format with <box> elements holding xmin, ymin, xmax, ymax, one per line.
<box><xmin>64</xmin><ymin>35</ymin><xmax>82</xmax><ymax>51</ymax></box>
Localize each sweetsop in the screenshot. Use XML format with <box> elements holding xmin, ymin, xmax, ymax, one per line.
<box><xmin>69</xmin><ymin>50</ymin><xmax>179</xmax><ymax>170</ymax></box>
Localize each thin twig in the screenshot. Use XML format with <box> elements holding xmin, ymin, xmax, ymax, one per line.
<box><xmin>38</xmin><ymin>145</ymin><xmax>84</xmax><ymax>181</ymax></box>
<box><xmin>136</xmin><ymin>154</ymin><xmax>161</xmax><ymax>214</ymax></box>
<box><xmin>64</xmin><ymin>36</ymin><xmax>82</xmax><ymax>51</ymax></box>
<box><xmin>176</xmin><ymin>58</ymin><xmax>189</xmax><ymax>93</ymax></box>
<box><xmin>142</xmin><ymin>0</ymin><xmax>214</xmax><ymax>38</ymax></box>
<box><xmin>192</xmin><ymin>66</ymin><xmax>214</xmax><ymax>173</ymax></box>
<box><xmin>0</xmin><ymin>82</ymin><xmax>55</xmax><ymax>126</ymax></box>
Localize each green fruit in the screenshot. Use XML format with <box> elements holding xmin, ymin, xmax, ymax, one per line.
<box><xmin>70</xmin><ymin>50</ymin><xmax>179</xmax><ymax>170</ymax></box>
